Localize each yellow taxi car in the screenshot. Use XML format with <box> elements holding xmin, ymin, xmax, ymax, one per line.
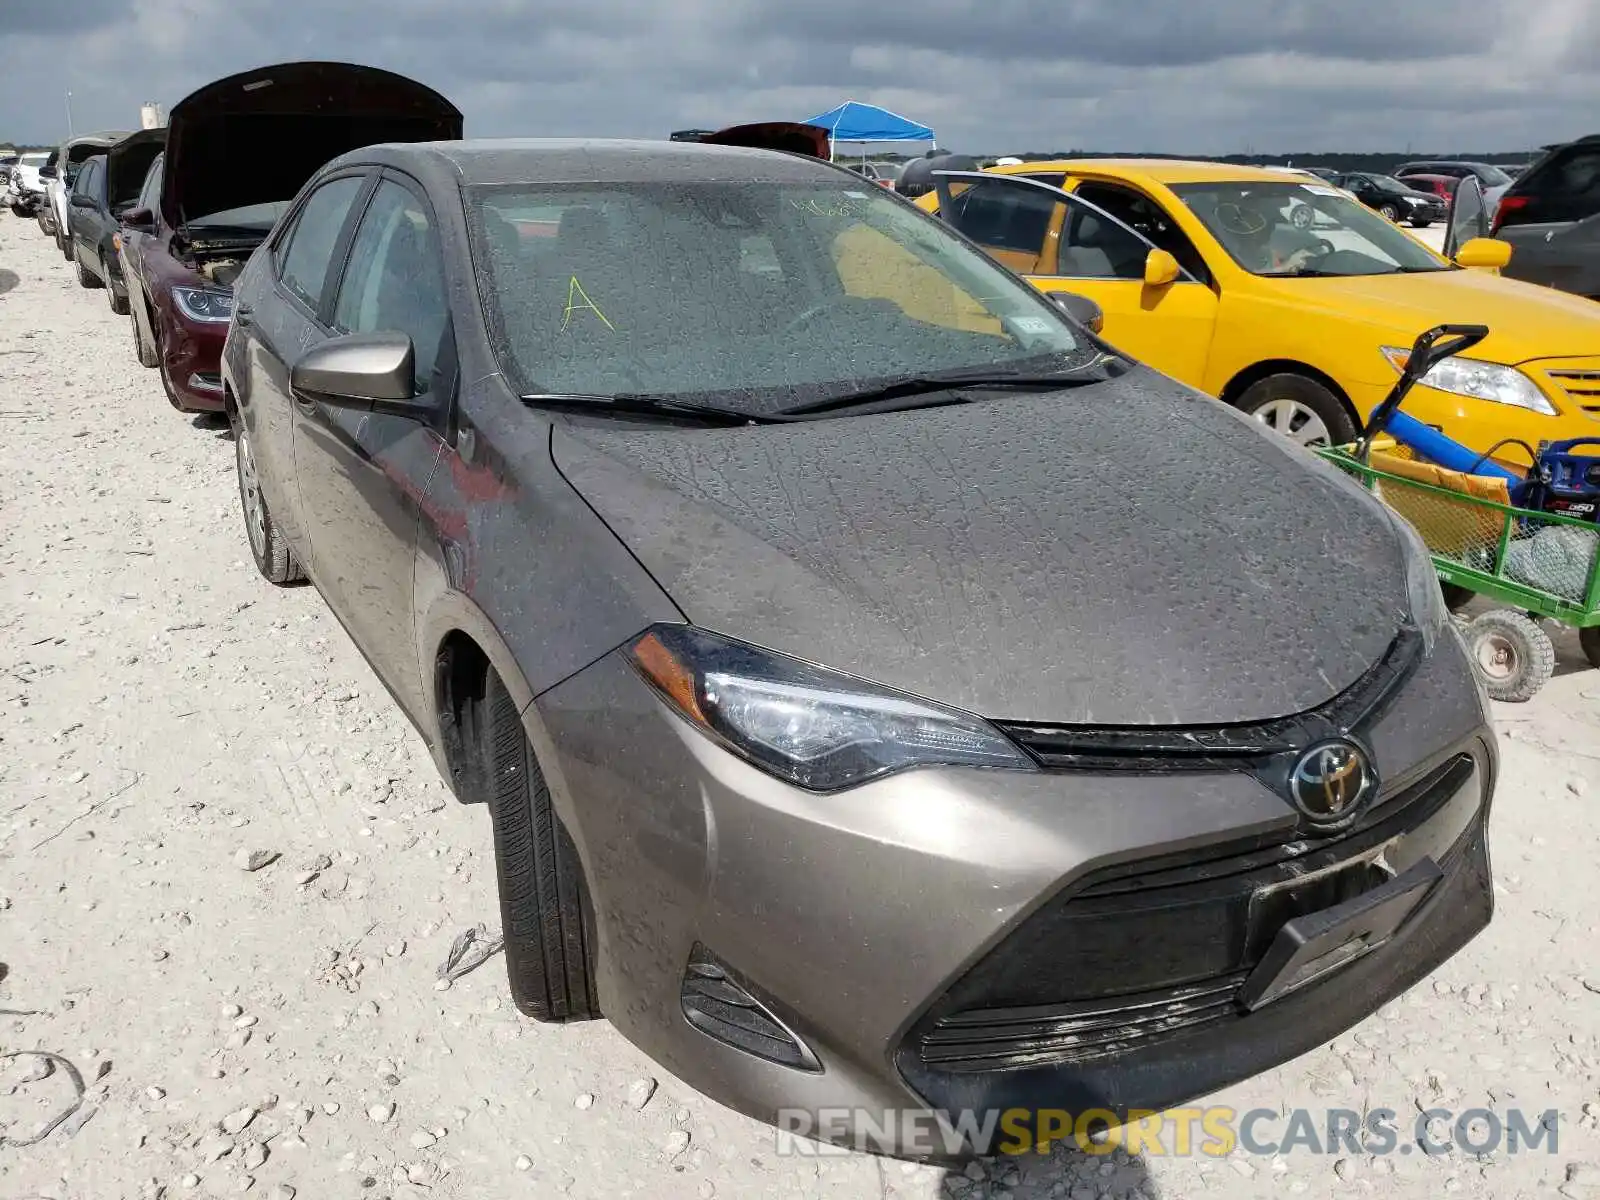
<box><xmin>913</xmin><ymin>159</ymin><xmax>1600</xmax><ymax>459</ymax></box>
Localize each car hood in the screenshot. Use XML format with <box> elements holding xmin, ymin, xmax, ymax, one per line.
<box><xmin>106</xmin><ymin>128</ymin><xmax>165</xmax><ymax>212</ymax></box>
<box><xmin>163</xmin><ymin>60</ymin><xmax>462</xmax><ymax>231</ymax></box>
<box><xmin>550</xmin><ymin>369</ymin><xmax>1409</xmax><ymax>726</ymax></box>
<box><xmin>1283</xmin><ymin>268</ymin><xmax>1600</xmax><ymax>367</ymax></box>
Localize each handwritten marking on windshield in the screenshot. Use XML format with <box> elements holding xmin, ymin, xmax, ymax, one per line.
<box><xmin>561</xmin><ymin>276</ymin><xmax>615</xmax><ymax>332</ymax></box>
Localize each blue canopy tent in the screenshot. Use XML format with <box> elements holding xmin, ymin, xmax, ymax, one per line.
<box><xmin>801</xmin><ymin>100</ymin><xmax>936</xmax><ymax>161</ymax></box>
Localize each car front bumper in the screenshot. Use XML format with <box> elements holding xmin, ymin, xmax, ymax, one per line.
<box><xmin>530</xmin><ymin>625</ymin><xmax>1495</xmax><ymax>1158</ymax></box>
<box><xmin>157</xmin><ymin>305</ymin><xmax>227</xmax><ymax>412</ymax></box>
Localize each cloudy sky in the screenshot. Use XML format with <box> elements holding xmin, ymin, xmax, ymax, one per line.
<box><xmin>3</xmin><ymin>0</ymin><xmax>1596</xmax><ymax>154</ymax></box>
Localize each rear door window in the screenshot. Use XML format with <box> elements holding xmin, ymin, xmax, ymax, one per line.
<box><xmin>1514</xmin><ymin>146</ymin><xmax>1600</xmax><ymax>225</ymax></box>
<box><xmin>276</xmin><ymin>175</ymin><xmax>368</xmax><ymax>314</ymax></box>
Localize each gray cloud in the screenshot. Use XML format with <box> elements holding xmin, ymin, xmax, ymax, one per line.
<box><xmin>1</xmin><ymin>0</ymin><xmax>1595</xmax><ymax>155</ymax></box>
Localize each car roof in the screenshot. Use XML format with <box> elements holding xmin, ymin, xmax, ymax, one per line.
<box><xmin>988</xmin><ymin>158</ymin><xmax>1313</xmax><ymax>184</ymax></box>
<box><xmin>332</xmin><ymin>138</ymin><xmax>848</xmax><ymax>188</ymax></box>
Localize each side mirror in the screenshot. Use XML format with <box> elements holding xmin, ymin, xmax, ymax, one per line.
<box><xmin>1143</xmin><ymin>248</ymin><xmax>1181</xmax><ymax>287</ymax></box>
<box><xmin>70</xmin><ymin>193</ymin><xmax>96</xmax><ymax>208</ymax></box>
<box><xmin>1049</xmin><ymin>291</ymin><xmax>1105</xmax><ymax>333</ymax></box>
<box><xmin>1453</xmin><ymin>237</ymin><xmax>1512</xmax><ymax>271</ymax></box>
<box><xmin>120</xmin><ymin>206</ymin><xmax>156</xmax><ymax>233</ymax></box>
<box><xmin>291</xmin><ymin>332</ymin><xmax>428</xmax><ymax>415</ymax></box>
<box><xmin>38</xmin><ymin>165</ymin><xmax>57</xmax><ymax>180</ymax></box>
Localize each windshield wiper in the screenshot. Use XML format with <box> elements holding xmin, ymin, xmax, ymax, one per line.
<box><xmin>519</xmin><ymin>392</ymin><xmax>784</xmax><ymax>426</ymax></box>
<box><xmin>777</xmin><ymin>365</ymin><xmax>1112</xmax><ymax>418</ymax></box>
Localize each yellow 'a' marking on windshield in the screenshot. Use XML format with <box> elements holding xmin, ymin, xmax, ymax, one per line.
<box><xmin>561</xmin><ymin>276</ymin><xmax>615</xmax><ymax>332</ymax></box>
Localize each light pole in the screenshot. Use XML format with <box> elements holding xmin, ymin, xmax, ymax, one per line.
<box><xmin>65</xmin><ymin>90</ymin><xmax>74</xmax><ymax>138</ymax></box>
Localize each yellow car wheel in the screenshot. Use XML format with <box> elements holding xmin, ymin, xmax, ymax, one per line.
<box><xmin>1236</xmin><ymin>374</ymin><xmax>1358</xmax><ymax>448</ymax></box>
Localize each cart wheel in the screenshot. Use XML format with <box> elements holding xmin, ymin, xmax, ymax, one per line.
<box><xmin>1579</xmin><ymin>626</ymin><xmax>1600</xmax><ymax>671</ymax></box>
<box><xmin>1466</xmin><ymin>611</ymin><xmax>1555</xmax><ymax>703</ymax></box>
<box><xmin>1440</xmin><ymin>582</ymin><xmax>1476</xmax><ymax>613</ymax></box>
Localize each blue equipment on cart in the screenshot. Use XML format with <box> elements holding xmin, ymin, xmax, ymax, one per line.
<box><xmin>1353</xmin><ymin>323</ymin><xmax>1600</xmax><ymax>522</ymax></box>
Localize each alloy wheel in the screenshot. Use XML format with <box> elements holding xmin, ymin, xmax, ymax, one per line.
<box><xmin>1250</xmin><ymin>398</ymin><xmax>1332</xmax><ymax>446</ymax></box>
<box><xmin>236</xmin><ymin>427</ymin><xmax>268</xmax><ymax>561</ymax></box>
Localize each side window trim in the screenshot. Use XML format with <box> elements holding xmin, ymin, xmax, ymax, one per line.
<box><xmin>272</xmin><ymin>169</ymin><xmax>377</xmax><ymax>327</ymax></box>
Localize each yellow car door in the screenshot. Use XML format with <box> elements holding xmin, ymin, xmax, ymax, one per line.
<box><xmin>932</xmin><ymin>172</ymin><xmax>1219</xmax><ymax>385</ymax></box>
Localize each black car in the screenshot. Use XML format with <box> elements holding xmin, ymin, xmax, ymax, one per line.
<box><xmin>1332</xmin><ymin>172</ymin><xmax>1446</xmax><ymax>227</ymax></box>
<box><xmin>1492</xmin><ymin>133</ymin><xmax>1600</xmax><ymax>299</ymax></box>
<box><xmin>66</xmin><ymin>132</ymin><xmax>165</xmax><ymax>314</ymax></box>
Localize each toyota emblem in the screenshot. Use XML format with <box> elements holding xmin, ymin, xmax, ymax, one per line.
<box><xmin>1288</xmin><ymin>740</ymin><xmax>1377</xmax><ymax>826</ymax></box>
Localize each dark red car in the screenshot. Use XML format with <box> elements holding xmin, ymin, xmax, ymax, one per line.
<box><xmin>116</xmin><ymin>61</ymin><xmax>461</xmax><ymax>413</ymax></box>
<box><xmin>1399</xmin><ymin>172</ymin><xmax>1458</xmax><ymax>202</ymax></box>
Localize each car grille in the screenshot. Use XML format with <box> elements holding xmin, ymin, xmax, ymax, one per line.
<box><xmin>904</xmin><ymin>753</ymin><xmax>1476</xmax><ymax>1073</ymax></box>
<box><xmin>996</xmin><ymin>627</ymin><xmax>1419</xmax><ymax>775</ymax></box>
<box><xmin>1542</xmin><ymin>364</ymin><xmax>1600</xmax><ymax>415</ymax></box>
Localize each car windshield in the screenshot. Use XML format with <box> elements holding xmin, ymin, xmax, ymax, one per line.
<box><xmin>1368</xmin><ymin>175</ymin><xmax>1414</xmax><ymax>193</ymax></box>
<box><xmin>1170</xmin><ymin>181</ymin><xmax>1449</xmax><ymax>277</ymax></box>
<box><xmin>185</xmin><ymin>201</ymin><xmax>292</xmax><ymax>235</ymax></box>
<box><xmin>471</xmin><ymin>180</ymin><xmax>1095</xmax><ymax>416</ymax></box>
<box><xmin>20</xmin><ymin>153</ymin><xmax>48</xmax><ymax>167</ymax></box>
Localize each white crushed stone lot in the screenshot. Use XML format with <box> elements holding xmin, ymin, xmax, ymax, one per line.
<box><xmin>3</xmin><ymin>208</ymin><xmax>1600</xmax><ymax>1200</ymax></box>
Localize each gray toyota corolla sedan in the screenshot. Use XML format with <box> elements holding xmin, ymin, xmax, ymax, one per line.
<box><xmin>221</xmin><ymin>137</ymin><xmax>1496</xmax><ymax>1158</ymax></box>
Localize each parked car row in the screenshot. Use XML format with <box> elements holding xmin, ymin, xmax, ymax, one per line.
<box><xmin>22</xmin><ymin>74</ymin><xmax>1502</xmax><ymax>1159</ymax></box>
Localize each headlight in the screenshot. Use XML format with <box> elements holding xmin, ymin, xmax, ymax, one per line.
<box><xmin>1388</xmin><ymin>510</ymin><xmax>1446</xmax><ymax>655</ymax></box>
<box><xmin>172</xmin><ymin>286</ymin><xmax>234</xmax><ymax>324</ymax></box>
<box><xmin>1381</xmin><ymin>347</ymin><xmax>1557</xmax><ymax>416</ymax></box>
<box><xmin>628</xmin><ymin>625</ymin><xmax>1033</xmax><ymax>791</ymax></box>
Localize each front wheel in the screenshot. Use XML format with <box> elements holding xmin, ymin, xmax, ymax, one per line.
<box><xmin>472</xmin><ymin>670</ymin><xmax>602</xmax><ymax>1023</ymax></box>
<box><xmin>1410</xmin><ymin>217</ymin><xmax>1432</xmax><ymax>229</ymax></box>
<box><xmin>1378</xmin><ymin>203</ymin><xmax>1400</xmax><ymax>222</ymax></box>
<box><xmin>73</xmin><ymin>246</ymin><xmax>99</xmax><ymax>289</ymax></box>
<box><xmin>106</xmin><ymin>259</ymin><xmax>129</xmax><ymax>315</ymax></box>
<box><xmin>232</xmin><ymin>412</ymin><xmax>304</xmax><ymax>585</ymax></box>
<box><xmin>1465</xmin><ymin>610</ymin><xmax>1554</xmax><ymax>702</ymax></box>
<box><xmin>1236</xmin><ymin>374</ymin><xmax>1358</xmax><ymax>448</ymax></box>
<box><xmin>131</xmin><ymin>303</ymin><xmax>159</xmax><ymax>368</ymax></box>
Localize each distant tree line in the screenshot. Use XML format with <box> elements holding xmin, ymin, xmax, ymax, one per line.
<box><xmin>1002</xmin><ymin>150</ymin><xmax>1538</xmax><ymax>170</ymax></box>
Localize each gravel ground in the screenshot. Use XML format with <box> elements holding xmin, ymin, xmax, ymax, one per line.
<box><xmin>3</xmin><ymin>209</ymin><xmax>1599</xmax><ymax>1200</ymax></box>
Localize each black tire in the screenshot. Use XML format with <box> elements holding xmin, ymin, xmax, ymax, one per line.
<box><xmin>1409</xmin><ymin>218</ymin><xmax>1431</xmax><ymax>229</ymax></box>
<box><xmin>59</xmin><ymin>225</ymin><xmax>73</xmax><ymax>260</ymax></box>
<box><xmin>1465</xmin><ymin>610</ymin><xmax>1554</xmax><ymax>703</ymax></box>
<box><xmin>106</xmin><ymin>260</ymin><xmax>129</xmax><ymax>315</ymax></box>
<box><xmin>1378</xmin><ymin>203</ymin><xmax>1400</xmax><ymax>222</ymax></box>
<box><xmin>475</xmin><ymin>670</ymin><xmax>601</xmax><ymax>1022</ymax></box>
<box><xmin>1580</xmin><ymin>625</ymin><xmax>1600</xmax><ymax>671</ymax></box>
<box><xmin>73</xmin><ymin>246</ymin><xmax>99</xmax><ymax>289</ymax></box>
<box><xmin>131</xmin><ymin>301</ymin><xmax>159</xmax><ymax>368</ymax></box>
<box><xmin>1440</xmin><ymin>582</ymin><xmax>1476</xmax><ymax>613</ymax></box>
<box><xmin>1235</xmin><ymin>373</ymin><xmax>1358</xmax><ymax>448</ymax></box>
<box><xmin>231</xmin><ymin>411</ymin><xmax>304</xmax><ymax>585</ymax></box>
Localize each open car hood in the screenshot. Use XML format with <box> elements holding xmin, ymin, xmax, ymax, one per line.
<box><xmin>162</xmin><ymin>60</ymin><xmax>462</xmax><ymax>231</ymax></box>
<box><xmin>59</xmin><ymin>131</ymin><xmax>131</xmax><ymax>176</ymax></box>
<box><xmin>106</xmin><ymin>128</ymin><xmax>166</xmax><ymax>212</ymax></box>
<box><xmin>697</xmin><ymin>122</ymin><xmax>830</xmax><ymax>160</ymax></box>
